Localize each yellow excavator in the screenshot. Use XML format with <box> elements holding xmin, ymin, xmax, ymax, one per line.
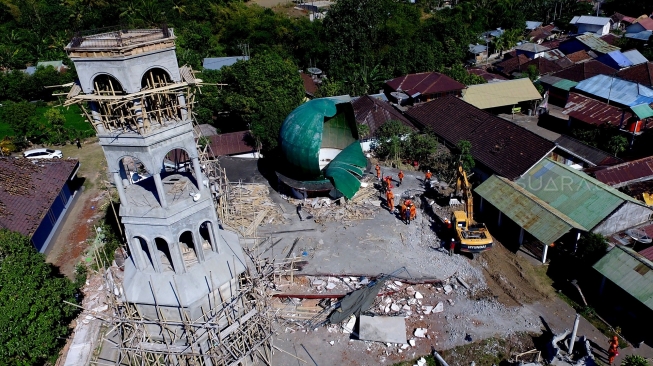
<box><xmin>451</xmin><ymin>163</ymin><xmax>493</xmax><ymax>257</ymax></box>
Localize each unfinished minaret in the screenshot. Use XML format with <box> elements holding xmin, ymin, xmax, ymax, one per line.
<box><xmin>64</xmin><ymin>27</ymin><xmax>250</xmax><ymax>348</ymax></box>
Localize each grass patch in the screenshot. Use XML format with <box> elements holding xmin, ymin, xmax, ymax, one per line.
<box><xmin>0</xmin><ymin>104</ymin><xmax>93</xmax><ymax>140</ymax></box>
<box><xmin>393</xmin><ymin>355</ymin><xmax>437</xmax><ymax>366</ymax></box>
<box><xmin>556</xmin><ymin>291</ymin><xmax>628</xmax><ymax>349</ymax></box>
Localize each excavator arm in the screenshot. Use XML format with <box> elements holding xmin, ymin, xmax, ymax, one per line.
<box><xmin>456</xmin><ymin>163</ymin><xmax>474</xmax><ymax>227</ymax></box>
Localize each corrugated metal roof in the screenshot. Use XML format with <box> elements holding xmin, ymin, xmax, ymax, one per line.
<box><xmin>554</xmin><ymin>135</ymin><xmax>622</xmax><ymax>166</ymax></box>
<box><xmin>202</xmin><ymin>56</ymin><xmax>249</xmax><ymax>70</ymax></box>
<box><xmin>469</xmin><ymin>44</ymin><xmax>487</xmax><ymax>54</ymax></box>
<box><xmin>570</xmin><ymin>16</ymin><xmax>612</xmax><ymax>26</ymax></box>
<box><xmin>475</xmin><ymin>175</ymin><xmax>585</xmax><ymax>243</ymax></box>
<box><xmin>385</xmin><ymin>72</ymin><xmax>465</xmax><ymax>98</ymax></box>
<box><xmin>517</xmin><ymin>158</ymin><xmax>642</xmax><ymax>230</ymax></box>
<box><xmin>461</xmin><ymin>78</ymin><xmax>542</xmax><ymax>109</ymax></box>
<box><xmin>616</xmin><ymin>62</ymin><xmax>653</xmax><ymax>86</ymax></box>
<box><xmin>352</xmin><ymin>95</ymin><xmax>417</xmax><ymax>137</ymax></box>
<box><xmin>563</xmin><ymin>93</ymin><xmax>625</xmax><ymax>126</ymax></box>
<box><xmin>526</xmin><ymin>21</ymin><xmax>543</xmax><ymax>30</ymax></box>
<box><xmin>575</xmin><ymin>74</ymin><xmax>653</xmax><ymax>106</ymax></box>
<box><xmin>575</xmin><ymin>33</ymin><xmax>621</xmax><ymax>54</ymax></box>
<box><xmin>631</xmin><ymin>103</ymin><xmax>653</xmax><ymax>119</ymax></box>
<box><xmin>552</xmin><ymin>79</ymin><xmax>578</xmax><ymax>91</ymax></box>
<box><xmin>516</xmin><ymin>43</ymin><xmax>551</xmax><ymax>53</ymax></box>
<box><xmin>550</xmin><ymin>61</ymin><xmax>617</xmax><ymax>82</ymax></box>
<box><xmin>598</xmin><ymin>51</ymin><xmax>633</xmax><ymax>68</ymax></box>
<box><xmin>539</xmin><ymin>75</ymin><xmax>564</xmax><ymax>86</ymax></box>
<box><xmin>625</xmin><ymin>30</ymin><xmax>653</xmax><ymax>41</ymax></box>
<box><xmin>622</xmin><ymin>49</ymin><xmax>649</xmax><ymax>66</ymax></box>
<box><xmin>594</xmin><ymin>156</ymin><xmax>653</xmax><ymax>188</ymax></box>
<box><xmin>593</xmin><ymin>245</ymin><xmax>653</xmax><ymax>311</ymax></box>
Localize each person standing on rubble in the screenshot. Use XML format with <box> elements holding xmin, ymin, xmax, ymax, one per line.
<box><xmin>449</xmin><ymin>238</ymin><xmax>455</xmax><ymax>256</ymax></box>
<box><xmin>608</xmin><ymin>336</ymin><xmax>619</xmax><ymax>365</ymax></box>
<box><xmin>424</xmin><ymin>170</ymin><xmax>432</xmax><ymax>186</ymax></box>
<box><xmin>386</xmin><ymin>190</ymin><xmax>394</xmax><ymax>213</ymax></box>
<box><xmin>404</xmin><ymin>200</ymin><xmax>412</xmax><ymax>224</ymax></box>
<box><xmin>375</xmin><ymin>164</ymin><xmax>381</xmax><ymax>181</ymax></box>
<box><xmin>409</xmin><ymin>202</ymin><xmax>416</xmax><ymax>222</ymax></box>
<box><xmin>398</xmin><ymin>170</ymin><xmax>404</xmax><ymax>186</ymax></box>
<box><xmin>384</xmin><ymin>176</ymin><xmax>393</xmax><ymax>190</ymax></box>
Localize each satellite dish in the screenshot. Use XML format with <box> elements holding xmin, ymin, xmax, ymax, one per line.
<box><xmin>626</xmin><ymin>228</ymin><xmax>652</xmax><ymax>244</ymax></box>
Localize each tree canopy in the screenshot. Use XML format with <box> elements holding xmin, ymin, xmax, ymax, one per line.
<box><xmin>0</xmin><ymin>230</ymin><xmax>80</xmax><ymax>365</ymax></box>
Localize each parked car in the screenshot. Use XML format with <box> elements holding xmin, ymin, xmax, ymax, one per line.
<box><xmin>23</xmin><ymin>148</ymin><xmax>63</xmax><ymax>159</ymax></box>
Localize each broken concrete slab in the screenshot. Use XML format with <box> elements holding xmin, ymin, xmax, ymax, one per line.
<box><xmin>358</xmin><ymin>315</ymin><xmax>407</xmax><ymax>344</ymax></box>
<box><xmin>414</xmin><ymin>291</ymin><xmax>423</xmax><ymax>299</ymax></box>
<box><xmin>414</xmin><ymin>328</ymin><xmax>427</xmax><ymax>338</ymax></box>
<box><xmin>457</xmin><ymin>277</ymin><xmax>470</xmax><ymax>290</ymax></box>
<box><xmin>443</xmin><ymin>285</ymin><xmax>453</xmax><ymax>294</ymax></box>
<box><xmin>343</xmin><ymin>316</ymin><xmax>356</xmax><ymax>334</ymax></box>
<box><xmin>433</xmin><ymin>301</ymin><xmax>444</xmax><ymax>313</ymax></box>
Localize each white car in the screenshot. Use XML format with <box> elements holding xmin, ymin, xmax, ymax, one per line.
<box><xmin>23</xmin><ymin>148</ymin><xmax>63</xmax><ymax>159</ymax></box>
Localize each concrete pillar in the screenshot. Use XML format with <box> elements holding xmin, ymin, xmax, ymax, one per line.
<box><xmin>169</xmin><ymin>241</ymin><xmax>186</xmax><ymax>274</ymax></box>
<box><xmin>113</xmin><ymin>172</ymin><xmax>128</xmax><ymax>206</ymax></box>
<box><xmin>151</xmin><ymin>240</ymin><xmax>164</xmax><ymax>273</ymax></box>
<box><xmin>89</xmin><ymin>102</ymin><xmax>106</xmax><ymax>133</ymax></box>
<box><xmin>497</xmin><ymin>211</ymin><xmax>502</xmax><ymax>227</ymax></box>
<box><xmin>177</xmin><ymin>92</ymin><xmax>188</xmax><ymax>120</ymax></box>
<box><xmin>568</xmin><ymin>314</ymin><xmax>581</xmax><ymax>354</ymax></box>
<box><xmin>542</xmin><ymin>243</ymin><xmax>549</xmax><ymax>264</ymax></box>
<box><xmin>519</xmin><ymin>227</ymin><xmax>525</xmax><ymax>246</ymax></box>
<box><xmin>118</xmin><ymin>160</ymin><xmax>130</xmax><ymax>187</ymax></box>
<box><xmin>211</xmin><ymin>222</ymin><xmax>222</xmax><ymax>254</ymax></box>
<box><xmin>129</xmin><ymin>236</ymin><xmax>147</xmax><ymax>271</ymax></box>
<box><xmin>192</xmin><ymin>231</ymin><xmax>205</xmax><ymax>262</ymax></box>
<box><xmin>192</xmin><ymin>157</ymin><xmax>203</xmax><ymax>190</ymax></box>
<box><xmin>153</xmin><ymin>173</ymin><xmax>168</xmax><ymax>208</ymax></box>
<box><xmin>574</xmin><ymin>231</ymin><xmax>581</xmax><ymax>253</ymax></box>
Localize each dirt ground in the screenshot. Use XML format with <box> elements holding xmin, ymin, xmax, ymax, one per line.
<box><xmin>45</xmin><ymin>139</ymin><xmax>109</xmax><ymax>278</ymax></box>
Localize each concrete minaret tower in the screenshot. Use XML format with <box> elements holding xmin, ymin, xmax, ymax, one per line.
<box><xmin>64</xmin><ymin>27</ymin><xmax>246</xmax><ymax>332</ymax></box>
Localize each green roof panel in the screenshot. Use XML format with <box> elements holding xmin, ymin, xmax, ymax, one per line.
<box><xmin>552</xmin><ymin>79</ymin><xmax>578</xmax><ymax>91</ymax></box>
<box><xmin>631</xmin><ymin>104</ymin><xmax>653</xmax><ymax>119</ymax></box>
<box><xmin>593</xmin><ymin>246</ymin><xmax>653</xmax><ymax>311</ymax></box>
<box><xmin>516</xmin><ymin>159</ymin><xmax>640</xmax><ymax>230</ymax></box>
<box><xmin>475</xmin><ymin>175</ymin><xmax>585</xmax><ymax>244</ymax></box>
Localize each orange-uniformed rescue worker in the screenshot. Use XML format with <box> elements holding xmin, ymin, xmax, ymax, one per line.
<box><xmin>425</xmin><ymin>170</ymin><xmax>432</xmax><ymax>182</ymax></box>
<box><xmin>386</xmin><ymin>190</ymin><xmax>394</xmax><ymax>213</ymax></box>
<box><xmin>608</xmin><ymin>336</ymin><xmax>619</xmax><ymax>365</ymax></box>
<box><xmin>400</xmin><ymin>201</ymin><xmax>407</xmax><ymax>220</ymax></box>
<box><xmin>449</xmin><ymin>238</ymin><xmax>455</xmax><ymax>256</ymax></box>
<box><xmin>384</xmin><ymin>176</ymin><xmax>393</xmax><ymax>190</ymax></box>
<box><xmin>404</xmin><ymin>200</ymin><xmax>412</xmax><ymax>224</ymax></box>
<box><xmin>398</xmin><ymin>170</ymin><xmax>404</xmax><ymax>186</ymax></box>
<box><xmin>409</xmin><ymin>203</ymin><xmax>416</xmax><ymax>221</ymax></box>
<box><xmin>375</xmin><ymin>164</ymin><xmax>381</xmax><ymax>180</ymax></box>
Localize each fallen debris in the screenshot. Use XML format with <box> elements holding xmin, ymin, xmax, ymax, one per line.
<box><xmin>414</xmin><ymin>328</ymin><xmax>428</xmax><ymax>338</ymax></box>
<box><xmin>358</xmin><ymin>315</ymin><xmax>408</xmax><ymax>344</ymax></box>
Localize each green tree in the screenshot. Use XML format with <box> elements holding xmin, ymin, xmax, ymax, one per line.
<box><xmin>622</xmin><ymin>355</ymin><xmax>650</xmax><ymax>366</ymax></box>
<box><xmin>577</xmin><ymin>233</ymin><xmax>608</xmax><ymax>264</ymax></box>
<box><xmin>0</xmin><ymin>230</ymin><xmax>80</xmax><ymax>364</ymax></box>
<box><xmin>457</xmin><ymin>139</ymin><xmax>475</xmax><ymax>172</ymax></box>
<box><xmin>407</xmin><ymin>132</ymin><xmax>438</xmax><ymax>163</ymax></box>
<box><xmin>0</xmin><ymin>101</ymin><xmax>38</xmax><ymax>146</ymax></box>
<box><xmin>373</xmin><ymin>120</ymin><xmax>413</xmax><ymax>161</ymax></box>
<box><xmin>607</xmin><ymin>135</ymin><xmax>628</xmax><ymax>157</ymax></box>
<box><xmin>357</xmin><ymin>123</ymin><xmax>371</xmax><ymax>140</ymax></box>
<box><xmin>220</xmin><ymin>52</ymin><xmax>304</xmax><ymax>152</ymax></box>
<box><xmin>438</xmin><ymin>63</ymin><xmax>486</xmax><ymax>86</ymax></box>
<box><xmin>525</xmin><ymin>64</ymin><xmax>539</xmax><ymax>81</ymax></box>
<box><xmin>44</xmin><ymin>107</ymin><xmax>68</xmax><ymax>145</ymax></box>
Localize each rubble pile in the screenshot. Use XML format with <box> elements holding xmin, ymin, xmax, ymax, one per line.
<box><xmin>225</xmin><ymin>183</ymin><xmax>286</xmax><ymax>236</ymax></box>
<box><xmin>287</xmin><ymin>177</ymin><xmax>381</xmax><ymax>223</ymax></box>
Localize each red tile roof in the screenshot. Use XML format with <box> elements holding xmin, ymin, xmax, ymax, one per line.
<box><xmin>300</xmin><ymin>72</ymin><xmax>318</xmax><ymax>95</ymax></box>
<box><xmin>405</xmin><ymin>96</ymin><xmax>555</xmax><ymax>180</ymax></box>
<box><xmin>540</xmin><ymin>39</ymin><xmax>563</xmax><ymax>50</ymax></box>
<box><xmin>467</xmin><ymin>68</ymin><xmax>507</xmax><ymax>82</ymax></box>
<box><xmin>593</xmin><ymin>156</ymin><xmax>653</xmax><ymax>187</ymax></box>
<box><xmin>566</xmin><ymin>50</ymin><xmax>593</xmax><ymax>63</ymax></box>
<box><xmin>616</xmin><ymin>62</ymin><xmax>653</xmax><ymax>86</ymax></box>
<box><xmin>639</xmin><ymin>245</ymin><xmax>653</xmax><ymax>262</ymax></box>
<box><xmin>522</xmin><ymin>57</ymin><xmax>564</xmax><ymax>75</ymax></box>
<box><xmin>0</xmin><ymin>158</ymin><xmax>79</xmax><ymax>237</ymax></box>
<box><xmin>563</xmin><ymin>93</ymin><xmax>626</xmax><ymax>126</ymax></box>
<box><xmin>600</xmin><ymin>34</ymin><xmax>619</xmax><ymax>45</ymax></box>
<box><xmin>550</xmin><ymin>60</ymin><xmax>617</xmax><ymax>82</ymax></box>
<box><xmin>208</xmin><ymin>131</ymin><xmax>256</xmax><ymax>156</ymax></box>
<box><xmin>385</xmin><ymin>72</ymin><xmax>465</xmax><ymax>97</ymax></box>
<box><xmin>352</xmin><ymin>95</ymin><xmax>417</xmax><ymax>137</ymax></box>
<box><xmin>495</xmin><ymin>54</ymin><xmax>532</xmax><ymax>75</ymax></box>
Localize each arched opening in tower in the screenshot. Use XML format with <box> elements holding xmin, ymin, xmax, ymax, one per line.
<box><xmin>92</xmin><ymin>74</ymin><xmax>125</xmax><ymax>96</ymax></box>
<box><xmin>133</xmin><ymin>236</ymin><xmax>153</xmax><ymax>269</ymax></box>
<box><xmin>179</xmin><ymin>231</ymin><xmax>198</xmax><ymax>268</ymax></box>
<box><xmin>155</xmin><ymin>238</ymin><xmax>175</xmax><ymax>272</ymax></box>
<box><xmin>199</xmin><ymin>221</ymin><xmax>215</xmax><ymax>253</ymax></box>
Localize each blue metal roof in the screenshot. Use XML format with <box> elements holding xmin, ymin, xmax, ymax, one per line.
<box><xmin>526</xmin><ymin>21</ymin><xmax>543</xmax><ymax>30</ymax></box>
<box><xmin>468</xmin><ymin>44</ymin><xmax>487</xmax><ymax>54</ymax></box>
<box><xmin>574</xmin><ymin>74</ymin><xmax>653</xmax><ymax>107</ymax></box>
<box><xmin>625</xmin><ymin>30</ymin><xmax>652</xmax><ymax>41</ymax></box>
<box><xmin>202</xmin><ymin>56</ymin><xmax>249</xmax><ymax>70</ymax></box>
<box><xmin>622</xmin><ymin>49</ymin><xmax>649</xmax><ymax>66</ymax></box>
<box><xmin>600</xmin><ymin>50</ymin><xmax>633</xmax><ymax>68</ymax></box>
